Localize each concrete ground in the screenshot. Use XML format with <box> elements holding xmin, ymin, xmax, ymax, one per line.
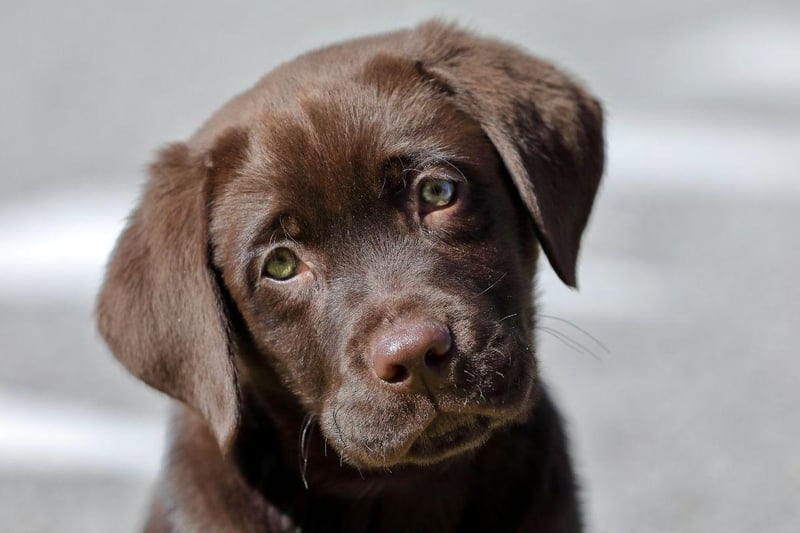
<box><xmin>1</xmin><ymin>1</ymin><xmax>798</xmax><ymax>532</ymax></box>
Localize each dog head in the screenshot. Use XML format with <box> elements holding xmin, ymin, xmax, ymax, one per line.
<box><xmin>97</xmin><ymin>22</ymin><xmax>603</xmax><ymax>470</ymax></box>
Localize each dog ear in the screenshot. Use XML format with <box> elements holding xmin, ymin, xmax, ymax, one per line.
<box><xmin>96</xmin><ymin>130</ymin><xmax>248</xmax><ymax>451</ymax></box>
<box><xmin>412</xmin><ymin>22</ymin><xmax>605</xmax><ymax>287</ymax></box>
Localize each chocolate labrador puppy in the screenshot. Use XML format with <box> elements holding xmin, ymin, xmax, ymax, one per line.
<box><xmin>97</xmin><ymin>20</ymin><xmax>603</xmax><ymax>532</ymax></box>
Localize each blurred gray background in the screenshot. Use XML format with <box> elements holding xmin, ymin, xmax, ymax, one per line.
<box><xmin>1</xmin><ymin>1</ymin><xmax>798</xmax><ymax>531</ymax></box>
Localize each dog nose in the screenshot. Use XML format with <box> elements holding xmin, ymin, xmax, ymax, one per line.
<box><xmin>370</xmin><ymin>320</ymin><xmax>452</xmax><ymax>391</ymax></box>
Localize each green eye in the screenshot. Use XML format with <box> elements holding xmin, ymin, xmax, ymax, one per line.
<box><xmin>263</xmin><ymin>247</ymin><xmax>298</xmax><ymax>280</ymax></box>
<box><xmin>420</xmin><ymin>178</ymin><xmax>455</xmax><ymax>207</ymax></box>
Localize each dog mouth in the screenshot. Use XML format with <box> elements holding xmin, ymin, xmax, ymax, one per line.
<box><xmin>323</xmin><ymin>333</ymin><xmax>536</xmax><ymax>469</ymax></box>
<box><xmin>322</xmin><ymin>406</ymin><xmax>500</xmax><ymax>469</ymax></box>
<box><xmin>403</xmin><ymin>413</ymin><xmax>494</xmax><ymax>464</ymax></box>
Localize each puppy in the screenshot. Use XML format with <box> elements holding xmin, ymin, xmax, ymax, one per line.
<box><xmin>97</xmin><ymin>20</ymin><xmax>604</xmax><ymax>533</ymax></box>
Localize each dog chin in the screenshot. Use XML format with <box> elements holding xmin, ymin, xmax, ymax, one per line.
<box><xmin>325</xmin><ymin>372</ymin><xmax>539</xmax><ymax>470</ymax></box>
<box><xmin>340</xmin><ymin>413</ymin><xmax>501</xmax><ymax>469</ymax></box>
<box><xmin>403</xmin><ymin>414</ymin><xmax>496</xmax><ymax>465</ymax></box>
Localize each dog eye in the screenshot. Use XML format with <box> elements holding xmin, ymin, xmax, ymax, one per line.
<box><xmin>420</xmin><ymin>178</ymin><xmax>456</xmax><ymax>208</ymax></box>
<box><xmin>262</xmin><ymin>247</ymin><xmax>298</xmax><ymax>280</ymax></box>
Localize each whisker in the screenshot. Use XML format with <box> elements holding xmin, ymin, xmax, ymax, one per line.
<box><xmin>537</xmin><ymin>325</ymin><xmax>601</xmax><ymax>361</ymax></box>
<box><xmin>448</xmin><ymin>162</ymin><xmax>469</xmax><ymax>183</ymax></box>
<box><xmin>279</xmin><ymin>215</ymin><xmax>299</xmax><ymax>245</ymax></box>
<box><xmin>489</xmin><ymin>346</ymin><xmax>508</xmax><ymax>360</ymax></box>
<box><xmin>331</xmin><ymin>406</ymin><xmax>347</xmax><ymax>468</ymax></box>
<box><xmin>299</xmin><ymin>413</ymin><xmax>315</xmax><ymax>490</ymax></box>
<box><xmin>478</xmin><ymin>272</ymin><xmax>507</xmax><ymax>296</ymax></box>
<box><xmin>378</xmin><ymin>177</ymin><xmax>386</xmax><ymax>198</ymax></box>
<box><xmin>538</xmin><ymin>326</ymin><xmax>585</xmax><ymax>353</ymax></box>
<box><xmin>331</xmin><ymin>406</ymin><xmax>344</xmax><ymax>440</ymax></box>
<box><xmin>498</xmin><ymin>313</ymin><xmax>518</xmax><ymax>323</ymax></box>
<box><xmin>431</xmin><ymin>155</ymin><xmax>470</xmax><ymax>183</ymax></box>
<box><xmin>539</xmin><ymin>314</ymin><xmax>610</xmax><ymax>354</ymax></box>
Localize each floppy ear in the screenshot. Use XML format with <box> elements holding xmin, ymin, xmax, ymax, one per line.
<box><xmin>96</xmin><ymin>135</ymin><xmax>245</xmax><ymax>451</ymax></box>
<box><xmin>412</xmin><ymin>22</ymin><xmax>605</xmax><ymax>287</ymax></box>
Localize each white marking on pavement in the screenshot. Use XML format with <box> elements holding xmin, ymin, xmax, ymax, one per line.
<box><xmin>0</xmin><ymin>390</ymin><xmax>165</xmax><ymax>477</ymax></box>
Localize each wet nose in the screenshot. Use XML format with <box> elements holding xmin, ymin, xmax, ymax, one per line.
<box><xmin>370</xmin><ymin>320</ymin><xmax>452</xmax><ymax>392</ymax></box>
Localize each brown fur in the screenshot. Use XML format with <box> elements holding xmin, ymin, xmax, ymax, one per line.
<box><xmin>97</xmin><ymin>20</ymin><xmax>604</xmax><ymax>532</ymax></box>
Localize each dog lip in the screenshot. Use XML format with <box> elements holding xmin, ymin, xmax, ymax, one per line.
<box><xmin>406</xmin><ymin>414</ymin><xmax>492</xmax><ymax>460</ymax></box>
<box><xmin>426</xmin><ymin>422</ymin><xmax>482</xmax><ymax>449</ymax></box>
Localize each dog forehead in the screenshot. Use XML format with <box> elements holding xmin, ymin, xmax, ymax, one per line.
<box><xmin>243</xmin><ymin>113</ymin><xmax>397</xmax><ymax>238</ymax></box>
<box><xmin>209</xmin><ymin>53</ymin><xmax>496</xmax><ymax>266</ymax></box>
<box><xmin>258</xmin><ymin>82</ymin><xmax>451</xmax><ymax>173</ymax></box>
<box><xmin>242</xmin><ymin>79</ymin><xmax>477</xmax><ymax>222</ymax></box>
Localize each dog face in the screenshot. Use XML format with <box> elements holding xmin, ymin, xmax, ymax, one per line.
<box><xmin>210</xmin><ymin>70</ymin><xmax>539</xmax><ymax>467</ymax></box>
<box><xmin>97</xmin><ymin>22</ymin><xmax>603</xmax><ymax>470</ymax></box>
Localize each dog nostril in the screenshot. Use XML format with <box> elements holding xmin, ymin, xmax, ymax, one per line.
<box><xmin>424</xmin><ymin>348</ymin><xmax>448</xmax><ymax>369</ymax></box>
<box><xmin>382</xmin><ymin>364</ymin><xmax>410</xmax><ymax>384</ymax></box>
